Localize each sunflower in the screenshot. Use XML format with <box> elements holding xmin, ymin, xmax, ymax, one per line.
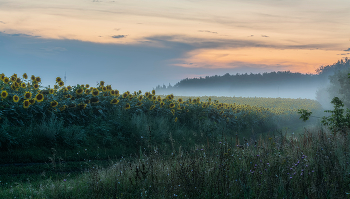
<box><xmin>78</xmin><ymin>103</ymin><xmax>87</xmax><ymax>109</ymax></box>
<box><xmin>202</xmin><ymin>103</ymin><xmax>207</xmax><ymax>108</ymax></box>
<box><xmin>152</xmin><ymin>89</ymin><xmax>156</xmax><ymax>95</ymax></box>
<box><xmin>91</xmin><ymin>97</ymin><xmax>99</xmax><ymax>103</ymax></box>
<box><xmin>92</xmin><ymin>88</ymin><xmax>99</xmax><ymax>97</ymax></box>
<box><xmin>35</xmin><ymin>77</ymin><xmax>41</xmax><ymax>83</ymax></box>
<box><xmin>11</xmin><ymin>85</ymin><xmax>19</xmax><ymax>91</ymax></box>
<box><xmin>59</xmin><ymin>105</ymin><xmax>67</xmax><ymax>111</ymax></box>
<box><xmin>128</xmin><ymin>95</ymin><xmax>133</xmax><ymax>100</ymax></box>
<box><xmin>136</xmin><ymin>102</ymin><xmax>142</xmax><ymax>106</ymax></box>
<box><xmin>145</xmin><ymin>92</ymin><xmax>150</xmax><ymax>98</ymax></box>
<box><xmin>149</xmin><ymin>105</ymin><xmax>155</xmax><ymax>110</ymax></box>
<box><xmin>99</xmin><ymin>81</ymin><xmax>105</xmax><ymax>86</ymax></box>
<box><xmin>67</xmin><ymin>85</ymin><xmax>72</xmax><ymax>90</ymax></box>
<box><xmin>65</xmin><ymin>94</ymin><xmax>72</xmax><ymax>98</ymax></box>
<box><xmin>3</xmin><ymin>77</ymin><xmax>9</xmax><ymax>84</ymax></box>
<box><xmin>54</xmin><ymin>85</ymin><xmax>59</xmax><ymax>89</ymax></box>
<box><xmin>23</xmin><ymin>73</ymin><xmax>28</xmax><ymax>79</ymax></box>
<box><xmin>122</xmin><ymin>92</ymin><xmax>129</xmax><ymax>98</ymax></box>
<box><xmin>16</xmin><ymin>78</ymin><xmax>21</xmax><ymax>84</ymax></box>
<box><xmin>10</xmin><ymin>76</ymin><xmax>17</xmax><ymax>82</ymax></box>
<box><xmin>69</xmin><ymin>104</ymin><xmax>76</xmax><ymax>108</ymax></box>
<box><xmin>103</xmin><ymin>92</ymin><xmax>109</xmax><ymax>97</ymax></box>
<box><xmin>102</xmin><ymin>86</ymin><xmax>107</xmax><ymax>92</ymax></box>
<box><xmin>171</xmin><ymin>109</ymin><xmax>175</xmax><ymax>115</ymax></box>
<box><xmin>56</xmin><ymin>77</ymin><xmax>61</xmax><ymax>83</ymax></box>
<box><xmin>84</xmin><ymin>99</ymin><xmax>90</xmax><ymax>104</ymax></box>
<box><xmin>106</xmin><ymin>85</ymin><xmax>112</xmax><ymax>91</ymax></box>
<box><xmin>70</xmin><ymin>96</ymin><xmax>75</xmax><ymax>100</ymax></box>
<box><xmin>110</xmin><ymin>98</ymin><xmax>119</xmax><ymax>104</ymax></box>
<box><xmin>50</xmin><ymin>100</ymin><xmax>58</xmax><ymax>108</ymax></box>
<box><xmin>160</xmin><ymin>102</ymin><xmax>165</xmax><ymax>107</ymax></box>
<box><xmin>114</xmin><ymin>90</ymin><xmax>119</xmax><ymax>96</ymax></box>
<box><xmin>0</xmin><ymin>73</ymin><xmax>5</xmax><ymax>80</ymax></box>
<box><xmin>178</xmin><ymin>98</ymin><xmax>183</xmax><ymax>103</ymax></box>
<box><xmin>58</xmin><ymin>81</ymin><xmax>64</xmax><ymax>87</ymax></box>
<box><xmin>23</xmin><ymin>100</ymin><xmax>30</xmax><ymax>108</ymax></box>
<box><xmin>81</xmin><ymin>84</ymin><xmax>85</xmax><ymax>88</ymax></box>
<box><xmin>152</xmin><ymin>96</ymin><xmax>156</xmax><ymax>101</ymax></box>
<box><xmin>177</xmin><ymin>105</ymin><xmax>182</xmax><ymax>110</ymax></box>
<box><xmin>21</xmin><ymin>83</ymin><xmax>26</xmax><ymax>88</ymax></box>
<box><xmin>49</xmin><ymin>89</ymin><xmax>55</xmax><ymax>94</ymax></box>
<box><xmin>110</xmin><ymin>90</ymin><xmax>115</xmax><ymax>96</ymax></box>
<box><xmin>28</xmin><ymin>99</ymin><xmax>35</xmax><ymax>105</ymax></box>
<box><xmin>169</xmin><ymin>103</ymin><xmax>175</xmax><ymax>108</ymax></box>
<box><xmin>125</xmin><ymin>103</ymin><xmax>131</xmax><ymax>110</ymax></box>
<box><xmin>13</xmin><ymin>95</ymin><xmax>20</xmax><ymax>103</ymax></box>
<box><xmin>12</xmin><ymin>73</ymin><xmax>17</xmax><ymax>78</ymax></box>
<box><xmin>31</xmin><ymin>75</ymin><xmax>36</xmax><ymax>81</ymax></box>
<box><xmin>33</xmin><ymin>84</ymin><xmax>39</xmax><ymax>90</ymax></box>
<box><xmin>170</xmin><ymin>94</ymin><xmax>174</xmax><ymax>99</ymax></box>
<box><xmin>174</xmin><ymin>117</ymin><xmax>178</xmax><ymax>122</ymax></box>
<box><xmin>193</xmin><ymin>99</ymin><xmax>197</xmax><ymax>104</ymax></box>
<box><xmin>166</xmin><ymin>95</ymin><xmax>171</xmax><ymax>100</ymax></box>
<box><xmin>76</xmin><ymin>88</ymin><xmax>83</xmax><ymax>95</ymax></box>
<box><xmin>24</xmin><ymin>92</ymin><xmax>32</xmax><ymax>99</ymax></box>
<box><xmin>138</xmin><ymin>90</ymin><xmax>142</xmax><ymax>94</ymax></box>
<box><xmin>138</xmin><ymin>95</ymin><xmax>143</xmax><ymax>101</ymax></box>
<box><xmin>85</xmin><ymin>84</ymin><xmax>90</xmax><ymax>88</ymax></box>
<box><xmin>35</xmin><ymin>93</ymin><xmax>44</xmax><ymax>102</ymax></box>
<box><xmin>85</xmin><ymin>89</ymin><xmax>91</xmax><ymax>95</ymax></box>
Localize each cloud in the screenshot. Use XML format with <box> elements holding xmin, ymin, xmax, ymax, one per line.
<box><xmin>111</xmin><ymin>35</ymin><xmax>127</xmax><ymax>39</ymax></box>
<box><xmin>114</xmin><ymin>28</ymin><xmax>120</xmax><ymax>31</ymax></box>
<box><xmin>344</xmin><ymin>48</ymin><xmax>350</xmax><ymax>51</ymax></box>
<box><xmin>198</xmin><ymin>30</ymin><xmax>218</xmax><ymax>34</ymax></box>
<box><xmin>10</xmin><ymin>33</ymin><xmax>32</xmax><ymax>37</ymax></box>
<box><xmin>248</xmin><ymin>35</ymin><xmax>254</xmax><ymax>37</ymax></box>
<box><xmin>261</xmin><ymin>35</ymin><xmax>269</xmax><ymax>37</ymax></box>
<box><xmin>0</xmin><ymin>21</ymin><xmax>5</xmax><ymax>24</ymax></box>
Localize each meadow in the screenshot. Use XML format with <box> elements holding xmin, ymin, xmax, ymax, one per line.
<box><xmin>0</xmin><ymin>73</ymin><xmax>349</xmax><ymax>198</ymax></box>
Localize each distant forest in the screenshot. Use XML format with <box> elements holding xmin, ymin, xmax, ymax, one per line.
<box><xmin>155</xmin><ymin>58</ymin><xmax>350</xmax><ymax>98</ymax></box>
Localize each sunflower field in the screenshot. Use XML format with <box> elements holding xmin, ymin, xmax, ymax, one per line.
<box><xmin>0</xmin><ymin>73</ymin><xmax>277</xmax><ymax>135</ymax></box>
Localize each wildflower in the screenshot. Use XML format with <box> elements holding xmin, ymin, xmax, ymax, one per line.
<box><xmin>150</xmin><ymin>105</ymin><xmax>155</xmax><ymax>110</ymax></box>
<box><xmin>92</xmin><ymin>88</ymin><xmax>99</xmax><ymax>97</ymax></box>
<box><xmin>110</xmin><ymin>99</ymin><xmax>119</xmax><ymax>104</ymax></box>
<box><xmin>76</xmin><ymin>88</ymin><xmax>83</xmax><ymax>95</ymax></box>
<box><xmin>50</xmin><ymin>100</ymin><xmax>58</xmax><ymax>107</ymax></box>
<box><xmin>100</xmin><ymin>81</ymin><xmax>105</xmax><ymax>86</ymax></box>
<box><xmin>35</xmin><ymin>76</ymin><xmax>41</xmax><ymax>83</ymax></box>
<box><xmin>56</xmin><ymin>77</ymin><xmax>62</xmax><ymax>83</ymax></box>
<box><xmin>125</xmin><ymin>103</ymin><xmax>131</xmax><ymax>110</ymax></box>
<box><xmin>22</xmin><ymin>73</ymin><xmax>28</xmax><ymax>79</ymax></box>
<box><xmin>174</xmin><ymin>117</ymin><xmax>178</xmax><ymax>122</ymax></box>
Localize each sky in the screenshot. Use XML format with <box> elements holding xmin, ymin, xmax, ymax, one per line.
<box><xmin>0</xmin><ymin>0</ymin><xmax>350</xmax><ymax>93</ymax></box>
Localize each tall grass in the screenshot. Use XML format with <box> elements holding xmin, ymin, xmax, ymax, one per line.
<box><xmin>1</xmin><ymin>124</ymin><xmax>349</xmax><ymax>198</ymax></box>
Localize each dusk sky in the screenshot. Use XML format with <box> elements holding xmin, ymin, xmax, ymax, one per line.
<box><xmin>1</xmin><ymin>0</ymin><xmax>350</xmax><ymax>92</ymax></box>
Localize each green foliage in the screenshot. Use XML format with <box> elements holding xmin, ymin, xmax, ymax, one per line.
<box><xmin>298</xmin><ymin>109</ymin><xmax>312</xmax><ymax>122</ymax></box>
<box><xmin>321</xmin><ymin>97</ymin><xmax>350</xmax><ymax>133</ymax></box>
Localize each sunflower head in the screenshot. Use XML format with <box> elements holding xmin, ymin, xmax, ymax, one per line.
<box><xmin>100</xmin><ymin>81</ymin><xmax>105</xmax><ymax>86</ymax></box>
<box><xmin>35</xmin><ymin>77</ymin><xmax>41</xmax><ymax>83</ymax></box>
<box><xmin>136</xmin><ymin>102</ymin><xmax>142</xmax><ymax>106</ymax></box>
<box><xmin>56</xmin><ymin>77</ymin><xmax>62</xmax><ymax>83</ymax></box>
<box><xmin>29</xmin><ymin>99</ymin><xmax>35</xmax><ymax>105</ymax></box>
<box><xmin>110</xmin><ymin>90</ymin><xmax>115</xmax><ymax>96</ymax></box>
<box><xmin>49</xmin><ymin>89</ymin><xmax>55</xmax><ymax>94</ymax></box>
<box><xmin>33</xmin><ymin>84</ymin><xmax>39</xmax><ymax>90</ymax></box>
<box><xmin>21</xmin><ymin>83</ymin><xmax>26</xmax><ymax>88</ymax></box>
<box><xmin>0</xmin><ymin>73</ymin><xmax>5</xmax><ymax>80</ymax></box>
<box><xmin>171</xmin><ymin>109</ymin><xmax>175</xmax><ymax>115</ymax></box>
<box><xmin>50</xmin><ymin>100</ymin><xmax>58</xmax><ymax>107</ymax></box>
<box><xmin>54</xmin><ymin>85</ymin><xmax>59</xmax><ymax>89</ymax></box>
<box><xmin>59</xmin><ymin>105</ymin><xmax>67</xmax><ymax>111</ymax></box>
<box><xmin>13</xmin><ymin>95</ymin><xmax>20</xmax><ymax>103</ymax></box>
<box><xmin>138</xmin><ymin>95</ymin><xmax>143</xmax><ymax>101</ymax></box>
<box><xmin>35</xmin><ymin>93</ymin><xmax>44</xmax><ymax>102</ymax></box>
<box><xmin>169</xmin><ymin>103</ymin><xmax>175</xmax><ymax>109</ymax></box>
<box><xmin>67</xmin><ymin>86</ymin><xmax>72</xmax><ymax>90</ymax></box>
<box><xmin>122</xmin><ymin>92</ymin><xmax>129</xmax><ymax>98</ymax></box>
<box><xmin>102</xmin><ymin>86</ymin><xmax>107</xmax><ymax>92</ymax></box>
<box><xmin>92</xmin><ymin>88</ymin><xmax>99</xmax><ymax>97</ymax></box>
<box><xmin>152</xmin><ymin>89</ymin><xmax>156</xmax><ymax>95</ymax></box>
<box><xmin>58</xmin><ymin>81</ymin><xmax>64</xmax><ymax>87</ymax></box>
<box><xmin>23</xmin><ymin>100</ymin><xmax>30</xmax><ymax>108</ymax></box>
<box><xmin>178</xmin><ymin>98</ymin><xmax>183</xmax><ymax>103</ymax></box>
<box><xmin>78</xmin><ymin>103</ymin><xmax>87</xmax><ymax>109</ymax></box>
<box><xmin>85</xmin><ymin>84</ymin><xmax>90</xmax><ymax>88</ymax></box>
<box><xmin>174</xmin><ymin>117</ymin><xmax>178</xmax><ymax>122</ymax></box>
<box><xmin>3</xmin><ymin>77</ymin><xmax>9</xmax><ymax>84</ymax></box>
<box><xmin>145</xmin><ymin>92</ymin><xmax>150</xmax><ymax>97</ymax></box>
<box><xmin>24</xmin><ymin>92</ymin><xmax>32</xmax><ymax>99</ymax></box>
<box><xmin>31</xmin><ymin>75</ymin><xmax>36</xmax><ymax>81</ymax></box>
<box><xmin>152</xmin><ymin>96</ymin><xmax>156</xmax><ymax>101</ymax></box>
<box><xmin>110</xmin><ymin>98</ymin><xmax>119</xmax><ymax>104</ymax></box>
<box><xmin>125</xmin><ymin>103</ymin><xmax>131</xmax><ymax>110</ymax></box>
<box><xmin>16</xmin><ymin>78</ymin><xmax>21</xmax><ymax>84</ymax></box>
<box><xmin>23</xmin><ymin>73</ymin><xmax>28</xmax><ymax>79</ymax></box>
<box><xmin>85</xmin><ymin>89</ymin><xmax>91</xmax><ymax>95</ymax></box>
<box><xmin>76</xmin><ymin>88</ymin><xmax>83</xmax><ymax>95</ymax></box>
<box><xmin>149</xmin><ymin>105</ymin><xmax>155</xmax><ymax>110</ymax></box>
<box><xmin>10</xmin><ymin>76</ymin><xmax>17</xmax><ymax>82</ymax></box>
<box><xmin>106</xmin><ymin>85</ymin><xmax>112</xmax><ymax>91</ymax></box>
